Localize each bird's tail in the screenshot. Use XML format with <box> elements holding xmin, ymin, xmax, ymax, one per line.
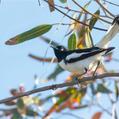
<box><xmin>96</xmin><ymin>15</ymin><xmax>119</xmax><ymax>48</ymax></box>
<box><xmin>105</xmin><ymin>47</ymin><xmax>115</xmax><ymax>55</ymax></box>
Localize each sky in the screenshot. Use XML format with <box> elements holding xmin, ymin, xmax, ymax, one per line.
<box><xmin>0</xmin><ymin>0</ymin><xmax>119</xmax><ymax>119</ymax></box>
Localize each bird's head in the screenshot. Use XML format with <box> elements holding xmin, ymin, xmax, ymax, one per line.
<box><xmin>51</xmin><ymin>45</ymin><xmax>67</xmax><ymax>62</ymax></box>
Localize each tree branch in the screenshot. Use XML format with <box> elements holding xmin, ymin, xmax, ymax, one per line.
<box><xmin>72</xmin><ymin>0</ymin><xmax>111</xmax><ymax>24</ymax></box>
<box><xmin>95</xmin><ymin>0</ymin><xmax>115</xmax><ymax>18</ymax></box>
<box><xmin>29</xmin><ymin>54</ymin><xmax>57</xmax><ymax>63</ymax></box>
<box><xmin>0</xmin><ymin>73</ymin><xmax>119</xmax><ymax>104</ymax></box>
<box><xmin>43</xmin><ymin>0</ymin><xmax>108</xmax><ymax>31</ymax></box>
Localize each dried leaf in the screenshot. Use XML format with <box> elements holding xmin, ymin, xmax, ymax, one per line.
<box><xmin>92</xmin><ymin>112</ymin><xmax>102</xmax><ymax>119</ymax></box>
<box><xmin>48</xmin><ymin>0</ymin><xmax>55</xmax><ymax>12</ymax></box>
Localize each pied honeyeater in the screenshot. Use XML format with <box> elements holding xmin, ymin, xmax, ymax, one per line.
<box><xmin>52</xmin><ymin>15</ymin><xmax>119</xmax><ymax>75</ymax></box>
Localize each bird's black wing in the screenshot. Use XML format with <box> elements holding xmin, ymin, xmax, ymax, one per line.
<box><xmin>65</xmin><ymin>48</ymin><xmax>106</xmax><ymax>63</ymax></box>
<box><xmin>66</xmin><ymin>47</ymin><xmax>101</xmax><ymax>56</ymax></box>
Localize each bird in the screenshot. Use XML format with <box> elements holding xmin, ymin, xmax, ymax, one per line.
<box><xmin>96</xmin><ymin>15</ymin><xmax>119</xmax><ymax>48</ymax></box>
<box><xmin>51</xmin><ymin>45</ymin><xmax>115</xmax><ymax>75</ymax></box>
<box><xmin>51</xmin><ymin>15</ymin><xmax>119</xmax><ymax>75</ymax></box>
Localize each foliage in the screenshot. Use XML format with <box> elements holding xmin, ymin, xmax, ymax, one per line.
<box><xmin>1</xmin><ymin>0</ymin><xmax>119</xmax><ymax>119</ymax></box>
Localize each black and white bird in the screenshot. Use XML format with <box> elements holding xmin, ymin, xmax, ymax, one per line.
<box><xmin>52</xmin><ymin>45</ymin><xmax>114</xmax><ymax>74</ymax></box>
<box><xmin>52</xmin><ymin>15</ymin><xmax>119</xmax><ymax>75</ymax></box>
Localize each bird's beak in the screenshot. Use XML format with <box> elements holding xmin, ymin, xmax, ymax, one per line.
<box><xmin>50</xmin><ymin>45</ymin><xmax>58</xmax><ymax>50</ymax></box>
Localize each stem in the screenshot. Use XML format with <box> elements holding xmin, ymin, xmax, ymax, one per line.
<box><xmin>95</xmin><ymin>0</ymin><xmax>115</xmax><ymax>18</ymax></box>
<box><xmin>43</xmin><ymin>0</ymin><xmax>107</xmax><ymax>31</ymax></box>
<box><xmin>72</xmin><ymin>0</ymin><xmax>111</xmax><ymax>24</ymax></box>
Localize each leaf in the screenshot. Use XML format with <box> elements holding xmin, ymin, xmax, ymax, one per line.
<box><xmin>115</xmin><ymin>81</ymin><xmax>119</xmax><ymax>101</ymax></box>
<box><xmin>59</xmin><ymin>0</ymin><xmax>67</xmax><ymax>3</ymax></box>
<box><xmin>90</xmin><ymin>83</ymin><xmax>96</xmax><ymax>95</ymax></box>
<box><xmin>48</xmin><ymin>0</ymin><xmax>55</xmax><ymax>12</ymax></box>
<box><xmin>85</xmin><ymin>28</ymin><xmax>94</xmax><ymax>48</ymax></box>
<box><xmin>97</xmin><ymin>84</ymin><xmax>112</xmax><ymax>94</ymax></box>
<box><xmin>17</xmin><ymin>98</ymin><xmax>25</xmax><ymax>109</ymax></box>
<box><xmin>89</xmin><ymin>10</ymin><xmax>100</xmax><ymax>30</ymax></box>
<box><xmin>26</xmin><ymin>108</ymin><xmax>39</xmax><ymax>117</ymax></box>
<box><xmin>92</xmin><ymin>112</ymin><xmax>102</xmax><ymax>119</ymax></box>
<box><xmin>68</xmin><ymin>33</ymin><xmax>76</xmax><ymax>50</ymax></box>
<box><xmin>12</xmin><ymin>111</ymin><xmax>22</xmax><ymax>119</ymax></box>
<box><xmin>5</xmin><ymin>24</ymin><xmax>52</xmax><ymax>45</ymax></box>
<box><xmin>43</xmin><ymin>95</ymin><xmax>69</xmax><ymax>118</ymax></box>
<box><xmin>47</xmin><ymin>65</ymin><xmax>64</xmax><ymax>80</ymax></box>
<box><xmin>40</xmin><ymin>36</ymin><xmax>59</xmax><ymax>46</ymax></box>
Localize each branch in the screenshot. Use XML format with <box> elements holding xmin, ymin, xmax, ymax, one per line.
<box><xmin>102</xmin><ymin>0</ymin><xmax>119</xmax><ymax>7</ymax></box>
<box><xmin>72</xmin><ymin>0</ymin><xmax>111</xmax><ymax>24</ymax></box>
<box><xmin>95</xmin><ymin>0</ymin><xmax>115</xmax><ymax>18</ymax></box>
<box><xmin>29</xmin><ymin>54</ymin><xmax>58</xmax><ymax>63</ymax></box>
<box><xmin>0</xmin><ymin>73</ymin><xmax>119</xmax><ymax>104</ymax></box>
<box><xmin>43</xmin><ymin>0</ymin><xmax>108</xmax><ymax>32</ymax></box>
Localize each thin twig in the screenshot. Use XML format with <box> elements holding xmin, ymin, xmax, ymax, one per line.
<box><xmin>102</xmin><ymin>0</ymin><xmax>119</xmax><ymax>7</ymax></box>
<box><xmin>95</xmin><ymin>0</ymin><xmax>115</xmax><ymax>18</ymax></box>
<box><xmin>97</xmin><ymin>103</ymin><xmax>112</xmax><ymax>116</ymax></box>
<box><xmin>38</xmin><ymin>0</ymin><xmax>41</xmax><ymax>6</ymax></box>
<box><xmin>72</xmin><ymin>0</ymin><xmax>111</xmax><ymax>24</ymax></box>
<box><xmin>55</xmin><ymin>4</ymin><xmax>112</xmax><ymax>20</ymax></box>
<box><xmin>60</xmin><ymin>112</ymin><xmax>84</xmax><ymax>119</ymax></box>
<box><xmin>0</xmin><ymin>73</ymin><xmax>119</xmax><ymax>104</ymax></box>
<box><xmin>43</xmin><ymin>0</ymin><xmax>108</xmax><ymax>31</ymax></box>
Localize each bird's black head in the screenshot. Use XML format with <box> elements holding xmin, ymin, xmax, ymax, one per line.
<box><xmin>51</xmin><ymin>45</ymin><xmax>67</xmax><ymax>62</ymax></box>
<box><xmin>112</xmin><ymin>15</ymin><xmax>119</xmax><ymax>25</ymax></box>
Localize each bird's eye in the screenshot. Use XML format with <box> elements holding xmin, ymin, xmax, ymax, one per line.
<box><xmin>61</xmin><ymin>48</ymin><xmax>64</xmax><ymax>51</ymax></box>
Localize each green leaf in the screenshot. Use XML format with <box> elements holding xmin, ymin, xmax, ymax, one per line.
<box><xmin>115</xmin><ymin>81</ymin><xmax>119</xmax><ymax>101</ymax></box>
<box><xmin>90</xmin><ymin>83</ymin><xmax>96</xmax><ymax>95</ymax></box>
<box><xmin>68</xmin><ymin>33</ymin><xmax>76</xmax><ymax>50</ymax></box>
<box><xmin>5</xmin><ymin>24</ymin><xmax>52</xmax><ymax>45</ymax></box>
<box><xmin>48</xmin><ymin>65</ymin><xmax>64</xmax><ymax>80</ymax></box>
<box><xmin>40</xmin><ymin>36</ymin><xmax>59</xmax><ymax>46</ymax></box>
<box><xmin>26</xmin><ymin>109</ymin><xmax>39</xmax><ymax>117</ymax></box>
<box><xmin>97</xmin><ymin>84</ymin><xmax>112</xmax><ymax>94</ymax></box>
<box><xmin>59</xmin><ymin>0</ymin><xmax>67</xmax><ymax>3</ymax></box>
<box><xmin>85</xmin><ymin>28</ymin><xmax>94</xmax><ymax>48</ymax></box>
<box><xmin>89</xmin><ymin>10</ymin><xmax>100</xmax><ymax>30</ymax></box>
<box><xmin>12</xmin><ymin>111</ymin><xmax>22</xmax><ymax>119</ymax></box>
<box><xmin>17</xmin><ymin>98</ymin><xmax>25</xmax><ymax>109</ymax></box>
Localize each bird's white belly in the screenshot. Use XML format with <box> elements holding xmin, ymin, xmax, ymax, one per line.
<box><xmin>59</xmin><ymin>55</ymin><xmax>102</xmax><ymax>74</ymax></box>
<box><xmin>59</xmin><ymin>59</ymin><xmax>91</xmax><ymax>74</ymax></box>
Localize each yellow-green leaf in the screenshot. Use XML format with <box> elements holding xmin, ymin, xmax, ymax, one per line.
<box><xmin>68</xmin><ymin>33</ymin><xmax>76</xmax><ymax>50</ymax></box>
<box><xmin>89</xmin><ymin>10</ymin><xmax>100</xmax><ymax>30</ymax></box>
<box><xmin>97</xmin><ymin>84</ymin><xmax>112</xmax><ymax>94</ymax></box>
<box><xmin>85</xmin><ymin>28</ymin><xmax>94</xmax><ymax>48</ymax></box>
<box><xmin>59</xmin><ymin>0</ymin><xmax>67</xmax><ymax>3</ymax></box>
<box><xmin>115</xmin><ymin>81</ymin><xmax>119</xmax><ymax>101</ymax></box>
<box><xmin>5</xmin><ymin>24</ymin><xmax>52</xmax><ymax>45</ymax></box>
<box><xmin>17</xmin><ymin>98</ymin><xmax>25</xmax><ymax>109</ymax></box>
